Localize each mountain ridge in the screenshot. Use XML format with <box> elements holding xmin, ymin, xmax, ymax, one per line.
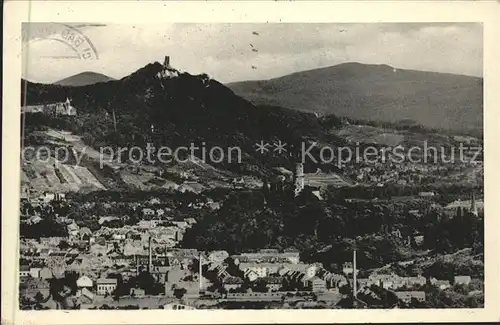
<box><xmin>54</xmin><ymin>71</ymin><xmax>115</xmax><ymax>87</ymax></box>
<box><xmin>228</xmin><ymin>62</ymin><xmax>483</xmax><ymax>133</ymax></box>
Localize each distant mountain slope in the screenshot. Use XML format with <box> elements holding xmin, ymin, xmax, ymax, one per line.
<box><xmin>54</xmin><ymin>72</ymin><xmax>115</xmax><ymax>86</ymax></box>
<box><xmin>228</xmin><ymin>62</ymin><xmax>483</xmax><ymax>132</ymax></box>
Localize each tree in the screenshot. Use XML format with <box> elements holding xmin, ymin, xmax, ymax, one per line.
<box><xmin>253</xmin><ymin>279</ymin><xmax>269</xmax><ymax>293</ymax></box>
<box><xmin>58</xmin><ymin>240</ymin><xmax>70</xmax><ymax>250</ymax></box>
<box><xmin>173</xmin><ymin>287</ymin><xmax>187</xmax><ymax>300</ymax></box>
<box><xmin>34</xmin><ymin>292</ymin><xmax>45</xmax><ymax>303</ymax></box>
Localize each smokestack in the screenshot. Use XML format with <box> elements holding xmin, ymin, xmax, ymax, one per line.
<box><xmin>353</xmin><ymin>249</ymin><xmax>357</xmax><ymax>299</ymax></box>
<box><xmin>199</xmin><ymin>252</ymin><xmax>203</xmax><ymax>291</ymax></box>
<box><xmin>148</xmin><ymin>236</ymin><xmax>153</xmax><ymax>273</ymax></box>
<box><xmin>164</xmin><ymin>244</ymin><xmax>168</xmax><ymax>266</ymax></box>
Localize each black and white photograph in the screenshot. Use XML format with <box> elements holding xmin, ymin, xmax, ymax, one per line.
<box><xmin>16</xmin><ymin>21</ymin><xmax>486</xmax><ymax>311</ymax></box>
<box><xmin>3</xmin><ymin>2</ymin><xmax>500</xmax><ymax>323</ymax></box>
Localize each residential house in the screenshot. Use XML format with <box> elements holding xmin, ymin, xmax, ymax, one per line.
<box><xmin>76</xmin><ymin>275</ymin><xmax>93</xmax><ymax>288</ymax></box>
<box><xmin>172</xmin><ymin>221</ymin><xmax>189</xmax><ymax>229</ymax></box>
<box><xmin>90</xmin><ymin>243</ymin><xmax>108</xmax><ymax>256</ymax></box>
<box><xmin>96</xmin><ymin>278</ymin><xmax>118</xmax><ymax>296</ymax></box>
<box><xmin>67</xmin><ymin>223</ymin><xmax>79</xmax><ymax>237</ymax></box>
<box><xmin>239</xmin><ymin>249</ymin><xmax>300</xmax><ymax>265</ymax></box>
<box><xmin>164</xmin><ymin>303</ymin><xmax>196</xmax><ymax>310</ymax></box>
<box><xmin>225</xmin><ymin>292</ymin><xmax>286</xmax><ymax>302</ymax></box>
<box><xmin>395</xmin><ymin>291</ymin><xmax>426</xmax><ymax>303</ymax></box>
<box><xmin>78</xmin><ymin>287</ymin><xmax>94</xmax><ymax>305</ymax></box>
<box><xmin>323</xmin><ymin>273</ymin><xmax>348</xmax><ymax>290</ymax></box>
<box><xmin>208</xmin><ymin>262</ymin><xmax>230</xmax><ymax>280</ymax></box>
<box><xmin>19</xmin><ymin>265</ymin><xmax>31</xmax><ymax>277</ymax></box>
<box><xmin>151</xmin><ymin>265</ymin><xmax>169</xmax><ymax>284</ymax></box>
<box><xmin>342</xmin><ymin>262</ymin><xmax>355</xmax><ymax>275</ymax></box>
<box><xmin>305</xmin><ymin>264</ymin><xmax>319</xmax><ymax>278</ymax></box>
<box><xmin>165</xmin><ymin>266</ymin><xmax>191</xmax><ymax>285</ymax></box>
<box><xmin>262</xmin><ymin>276</ymin><xmax>283</xmax><ymax>292</ymax></box>
<box><xmin>239</xmin><ymin>263</ymin><xmax>281</xmax><ymax>278</ymax></box>
<box><xmin>138</xmin><ymin>220</ymin><xmax>161</xmax><ymax>229</ymax></box>
<box><xmin>98</xmin><ymin>216</ymin><xmax>119</xmax><ymax>225</ymax></box>
<box><xmin>244</xmin><ymin>269</ymin><xmax>259</xmax><ymax>282</ymax></box>
<box><xmin>125</xmin><ymin>230</ymin><xmax>140</xmax><ymax>240</ymax></box>
<box><xmin>112</xmin><ymin>233</ymin><xmax>126</xmax><ymax>241</ymax></box>
<box><xmin>142</xmin><ymin>208</ymin><xmax>155</xmax><ymax>217</ymax></box>
<box><xmin>357</xmin><ymin>278</ymin><xmax>374</xmax><ymax>288</ymax></box>
<box><xmin>454</xmin><ymin>276</ymin><xmax>472</xmax><ymax>286</ymax></box>
<box><xmin>208</xmin><ymin>250</ymin><xmax>229</xmax><ymax>263</ymax></box>
<box><xmin>39</xmin><ymin>267</ymin><xmax>53</xmax><ymax>280</ymax></box>
<box><xmin>283</xmin><ymin>251</ymin><xmax>300</xmax><ymax>264</ymax></box>
<box><xmin>130</xmin><ymin>288</ymin><xmax>146</xmax><ymax>297</ymax></box>
<box><xmin>222</xmin><ymin>276</ymin><xmax>244</xmax><ymax>291</ymax></box>
<box><xmin>403</xmin><ymin>276</ymin><xmax>426</xmax><ymax>288</ymax></box>
<box><xmin>149</xmin><ymin>197</ymin><xmax>161</xmax><ymax>205</ymax></box>
<box><xmin>79</xmin><ymin>227</ymin><xmax>93</xmax><ymax>240</ymax></box>
<box><xmin>369</xmin><ymin>273</ymin><xmax>400</xmax><ymax>289</ymax></box>
<box><xmin>430</xmin><ymin>278</ymin><xmax>452</xmax><ymax>290</ymax></box>
<box><xmin>29</xmin><ymin>267</ymin><xmax>42</xmax><ymax>278</ymax></box>
<box><xmin>303</xmin><ymin>277</ymin><xmax>327</xmax><ymax>293</ymax></box>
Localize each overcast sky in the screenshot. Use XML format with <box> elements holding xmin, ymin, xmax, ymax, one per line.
<box><xmin>22</xmin><ymin>23</ymin><xmax>482</xmax><ymax>84</ymax></box>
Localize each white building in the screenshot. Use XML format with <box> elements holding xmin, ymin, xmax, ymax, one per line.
<box><xmin>77</xmin><ymin>275</ymin><xmax>94</xmax><ymax>288</ymax></box>
<box><xmin>29</xmin><ymin>267</ymin><xmax>42</xmax><ymax>278</ymax></box>
<box><xmin>96</xmin><ymin>278</ymin><xmax>118</xmax><ymax>296</ymax></box>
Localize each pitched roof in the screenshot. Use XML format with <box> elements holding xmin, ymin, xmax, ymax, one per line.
<box><xmin>454</xmin><ymin>275</ymin><xmax>472</xmax><ymax>281</ymax></box>
<box><xmin>222</xmin><ymin>276</ymin><xmax>244</xmax><ymax>284</ymax></box>
<box><xmin>262</xmin><ymin>276</ymin><xmax>283</xmax><ymax>284</ymax></box>
<box><xmin>96</xmin><ymin>278</ymin><xmax>117</xmax><ymax>285</ymax></box>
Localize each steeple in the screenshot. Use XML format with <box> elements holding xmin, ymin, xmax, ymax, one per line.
<box><xmin>470</xmin><ymin>192</ymin><xmax>478</xmax><ymax>216</ymax></box>
<box><xmin>294</xmin><ymin>162</ymin><xmax>305</xmax><ymax>197</ymax></box>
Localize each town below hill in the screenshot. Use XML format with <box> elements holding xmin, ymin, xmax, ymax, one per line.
<box><xmin>19</xmin><ymin>58</ymin><xmax>484</xmax><ymax>309</ymax></box>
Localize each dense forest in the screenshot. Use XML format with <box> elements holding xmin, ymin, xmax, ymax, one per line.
<box><xmin>181</xmin><ymin>187</ymin><xmax>483</xmax><ymax>271</ymax></box>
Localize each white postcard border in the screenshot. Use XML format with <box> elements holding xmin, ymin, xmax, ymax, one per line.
<box><xmin>3</xmin><ymin>1</ymin><xmax>500</xmax><ymax>324</ymax></box>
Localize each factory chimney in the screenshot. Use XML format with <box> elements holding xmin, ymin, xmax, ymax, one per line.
<box><xmin>199</xmin><ymin>252</ymin><xmax>203</xmax><ymax>291</ymax></box>
<box><xmin>353</xmin><ymin>249</ymin><xmax>357</xmax><ymax>299</ymax></box>
<box><xmin>148</xmin><ymin>235</ymin><xmax>153</xmax><ymax>273</ymax></box>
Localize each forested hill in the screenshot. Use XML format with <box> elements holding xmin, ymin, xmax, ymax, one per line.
<box><xmin>21</xmin><ymin>62</ymin><xmax>345</xmax><ymax>175</ymax></box>
<box><xmin>54</xmin><ymin>72</ymin><xmax>115</xmax><ymax>87</ymax></box>
<box><xmin>228</xmin><ymin>62</ymin><xmax>483</xmax><ymax>133</ymax></box>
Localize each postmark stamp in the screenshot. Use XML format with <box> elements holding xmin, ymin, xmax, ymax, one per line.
<box><xmin>22</xmin><ymin>23</ymin><xmax>99</xmax><ymax>60</ymax></box>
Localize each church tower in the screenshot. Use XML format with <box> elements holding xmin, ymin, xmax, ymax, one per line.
<box><xmin>294</xmin><ymin>162</ymin><xmax>305</xmax><ymax>197</ymax></box>
<box><xmin>470</xmin><ymin>192</ymin><xmax>478</xmax><ymax>216</ymax></box>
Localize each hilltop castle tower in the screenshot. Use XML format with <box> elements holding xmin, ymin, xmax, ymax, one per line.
<box><xmin>164</xmin><ymin>56</ymin><xmax>171</xmax><ymax>69</ymax></box>
<box><xmin>294</xmin><ymin>162</ymin><xmax>305</xmax><ymax>197</ymax></box>
<box><xmin>158</xmin><ymin>55</ymin><xmax>179</xmax><ymax>79</ymax></box>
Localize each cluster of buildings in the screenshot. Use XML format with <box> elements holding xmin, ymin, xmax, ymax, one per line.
<box><xmin>22</xmin><ymin>98</ymin><xmax>78</xmax><ymax>116</ymax></box>
<box><xmin>19</xmin><ymin>229</ymin><xmax>477</xmax><ymax>310</ymax></box>
<box><xmin>344</xmin><ymin>159</ymin><xmax>483</xmax><ymax>187</ymax></box>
